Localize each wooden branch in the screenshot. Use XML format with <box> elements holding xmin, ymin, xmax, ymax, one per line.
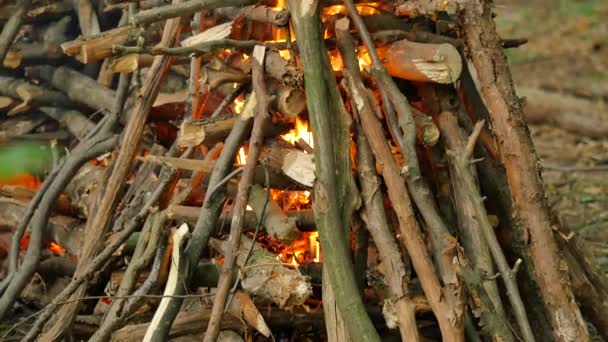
<box><xmin>208</xmin><ymin>235</ymin><xmax>312</xmax><ymax>308</ymax></box>
<box><xmin>0</xmin><ymin>0</ymin><xmax>33</xmax><ymax>63</ymax></box>
<box><xmin>111</xmin><ymin>307</ymin><xmax>322</xmax><ymax>341</ymax></box>
<box><xmin>217</xmin><ymin>5</ymin><xmax>290</xmax><ymax>26</ymax></box>
<box><xmin>376</xmin><ymin>39</ymin><xmax>462</xmax><ymax>83</ymax></box>
<box><xmin>261</xmin><ymin>140</ymin><xmax>315</xmax><ymax>188</ymax></box>
<box><xmin>461</xmin><ymin>1</ymin><xmax>590</xmax><ymax>340</ymax></box>
<box><xmin>23</xmin><ymin>147</ymin><xmax>181</xmax><ymax>341</ymax></box>
<box><xmin>288</xmin><ymin>2</ymin><xmax>378</xmax><ymax>341</ymax></box>
<box><xmin>0</xmin><ymin>0</ymin><xmax>71</xmax><ymax>24</ymax></box>
<box><xmin>340</xmin><ymin>8</ymin><xmax>465</xmax><ymax>339</ymax></box>
<box><xmin>412</xmin><ymin>107</ymin><xmax>440</xmax><ymax>146</ymax></box>
<box><xmin>187</xmin><ymin>114</ymin><xmax>290</xmax><ymax>146</ymax></box>
<box><xmin>354</xmin><ymin>124</ymin><xmax>420</xmax><ymax>340</ymax></box>
<box><xmin>247</xmin><ymin>184</ymin><xmax>300</xmax><ymax>243</ymax></box>
<box><xmin>114</xmin><ymin>38</ymin><xmax>275</xmax><ymax>57</ymax></box>
<box><xmin>560</xmin><ymin>237</ymin><xmax>608</xmax><ymax>339</ymax></box>
<box><xmin>25</xmin><ymin>65</ymin><xmax>116</xmax><ymax>112</ymax></box>
<box><xmin>437</xmin><ymin>112</ymin><xmax>522</xmax><ymax>341</ymax></box>
<box><xmin>0</xmin><ymin>76</ymin><xmax>73</xmax><ymax>110</ymax></box>
<box><xmin>264</xmin><ymin>50</ymin><xmax>303</xmax><ymax>88</ymax></box>
<box><xmin>139</xmin><ymin>155</ymin><xmax>216</xmax><ymax>173</ymax></box>
<box><xmin>268</xmin><ymin>80</ymin><xmax>307</xmax><ymax>118</ymax></box>
<box><xmin>74</xmin><ymin>0</ymin><xmax>100</xmax><ymax>37</ymax></box>
<box><xmin>144</xmin><ymin>224</ymin><xmax>190</xmax><ymax>341</ymax></box>
<box><xmin>91</xmin><ymin>212</ymin><xmax>166</xmax><ymax>342</ymax></box>
<box><xmin>0</xmin><ymin>133</ymin><xmax>118</xmax><ymax>320</ymax></box>
<box><xmin>64</xmin><ymin>163</ymin><xmax>105</xmax><ymax>218</ymax></box>
<box><xmin>203</xmin><ymin>45</ymin><xmax>270</xmax><ymax>342</ymax></box>
<box><xmin>39</xmin><ymin>107</ymin><xmax>95</xmax><ymax>141</ymax></box>
<box><xmin>344</xmin><ymin>68</ymin><xmax>462</xmax><ymax>342</ymax></box>
<box><xmin>151</xmin><ymin>113</ymin><xmax>254</xmax><ymax>337</ymax></box>
<box><xmin>167</xmin><ymin>205</ymin><xmax>316</xmax><ymax>232</ymax></box>
<box><xmin>0</xmin><ymin>199</ymin><xmax>84</xmax><ymax>258</ymax></box>
<box><xmin>132</xmin><ymin>0</ymin><xmax>256</xmax><ymax>26</ymax></box>
<box><xmin>34</xmin><ymin>11</ymin><xmax>183</xmax><ymax>341</ymax></box>
<box><xmin>61</xmin><ymin>25</ymin><xmax>138</xmax><ymax>63</ymax></box>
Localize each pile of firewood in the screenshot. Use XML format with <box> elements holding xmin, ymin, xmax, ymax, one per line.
<box><xmin>0</xmin><ymin>0</ymin><xmax>606</xmax><ymax>341</ymax></box>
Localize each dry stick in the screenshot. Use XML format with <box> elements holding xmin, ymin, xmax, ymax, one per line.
<box><xmin>344</xmin><ymin>68</ymin><xmax>464</xmax><ymax>341</ymax></box>
<box><xmin>0</xmin><ymin>118</ymin><xmax>118</xmax><ymax>320</ymax></box>
<box><xmin>355</xmin><ymin>124</ymin><xmax>420</xmax><ymax>341</ymax></box>
<box><xmin>461</xmin><ymin>2</ymin><xmax>590</xmax><ymax>340</ymax></box>
<box><xmin>0</xmin><ymin>0</ymin><xmax>32</xmax><ymax>62</ymax></box>
<box><xmin>114</xmin><ymin>39</ymin><xmax>278</xmax><ymax>56</ymax></box>
<box><xmin>341</xmin><ymin>6</ymin><xmax>466</xmax><ymax>337</ymax></box>
<box><xmin>90</xmin><ymin>200</ymin><xmax>169</xmax><ymax>341</ymax></box>
<box><xmin>441</xmin><ymin>113</ymin><xmax>533</xmax><ymax>341</ymax></box>
<box><xmin>132</xmin><ymin>0</ymin><xmax>256</xmax><ymax>26</ymax></box>
<box><xmin>23</xmin><ymin>143</ymin><xmax>183</xmax><ymax>341</ymax></box>
<box><xmin>203</xmin><ymin>46</ymin><xmax>269</xmax><ymax>342</ymax></box>
<box><xmin>211</xmin><ymin>82</ymin><xmax>248</xmax><ymax>118</ymax></box>
<box><xmin>144</xmin><ymin>116</ymin><xmax>253</xmax><ymax>340</ymax></box>
<box><xmin>347</xmin><ymin>0</ymin><xmax>463</xmax><ymax>279</ymax></box>
<box><xmin>0</xmin><ymin>165</ymin><xmax>61</xmax><ymax>295</ymax></box>
<box><xmin>33</xmin><ymin>13</ymin><xmax>182</xmax><ymax>341</ymax></box>
<box><xmin>185</xmin><ymin>12</ymin><xmax>202</xmax><ymax>121</ymax></box>
<box><xmin>287</xmin><ymin>2</ymin><xmax>379</xmax><ymax>341</ymax></box>
<box><xmin>144</xmin><ymin>223</ymin><xmax>191</xmax><ymax>341</ymax></box>
<box><xmin>337</xmin><ymin>21</ymin><xmax>419</xmax><ymax>340</ymax></box>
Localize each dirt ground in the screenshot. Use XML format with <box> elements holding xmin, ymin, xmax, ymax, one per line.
<box><xmin>495</xmin><ymin>0</ymin><xmax>608</xmax><ymax>270</ymax></box>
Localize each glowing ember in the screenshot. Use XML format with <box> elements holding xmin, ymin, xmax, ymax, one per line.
<box><xmin>237</xmin><ymin>146</ymin><xmax>247</xmax><ymax>165</ymax></box>
<box><xmin>309</xmin><ymin>231</ymin><xmax>320</xmax><ymax>262</ymax></box>
<box><xmin>277</xmin><ymin>49</ymin><xmax>291</xmax><ymax>60</ymax></box>
<box><xmin>323</xmin><ymin>3</ymin><xmax>382</xmax><ymax>17</ymax></box>
<box><xmin>281</xmin><ymin>117</ymin><xmax>314</xmax><ymax>149</ymax></box>
<box><xmin>0</xmin><ymin>173</ymin><xmax>41</xmax><ymax>190</ymax></box>
<box><xmin>276</xmin><ymin>231</ymin><xmax>321</xmax><ymax>267</ymax></box>
<box><xmin>47</xmin><ymin>242</ymin><xmax>66</xmax><ymax>255</ymax></box>
<box><xmin>233</xmin><ymin>97</ymin><xmax>245</xmax><ymax>114</ymax></box>
<box><xmin>271</xmin><ymin>189</ymin><xmax>311</xmax><ymax>211</ymax></box>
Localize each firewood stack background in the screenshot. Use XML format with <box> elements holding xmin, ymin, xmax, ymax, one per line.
<box><xmin>0</xmin><ymin>0</ymin><xmax>606</xmax><ymax>341</ymax></box>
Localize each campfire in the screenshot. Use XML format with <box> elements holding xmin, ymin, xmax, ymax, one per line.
<box><xmin>0</xmin><ymin>0</ymin><xmax>605</xmax><ymax>341</ymax></box>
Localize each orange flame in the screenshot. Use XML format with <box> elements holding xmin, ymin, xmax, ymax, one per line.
<box><xmin>237</xmin><ymin>146</ymin><xmax>247</xmax><ymax>165</ymax></box>
<box><xmin>277</xmin><ymin>231</ymin><xmax>321</xmax><ymax>267</ymax></box>
<box><xmin>323</xmin><ymin>2</ymin><xmax>382</xmax><ymax>17</ymax></box>
<box><xmin>47</xmin><ymin>242</ymin><xmax>66</xmax><ymax>255</ymax></box>
<box><xmin>281</xmin><ymin>117</ymin><xmax>314</xmax><ymax>149</ymax></box>
<box><xmin>233</xmin><ymin>96</ymin><xmax>245</xmax><ymax>114</ymax></box>
<box><xmin>0</xmin><ymin>173</ymin><xmax>42</xmax><ymax>190</ymax></box>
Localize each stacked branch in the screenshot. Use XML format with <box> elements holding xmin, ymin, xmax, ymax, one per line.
<box><xmin>0</xmin><ymin>0</ymin><xmax>605</xmax><ymax>341</ymax></box>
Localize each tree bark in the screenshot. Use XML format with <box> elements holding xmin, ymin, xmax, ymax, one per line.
<box><xmin>461</xmin><ymin>1</ymin><xmax>589</xmax><ymax>340</ymax></box>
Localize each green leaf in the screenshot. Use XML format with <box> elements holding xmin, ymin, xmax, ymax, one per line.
<box><xmin>0</xmin><ymin>142</ymin><xmax>52</xmax><ymax>180</ymax></box>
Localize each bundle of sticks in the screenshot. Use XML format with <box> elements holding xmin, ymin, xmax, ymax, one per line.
<box><xmin>0</xmin><ymin>0</ymin><xmax>606</xmax><ymax>341</ymax></box>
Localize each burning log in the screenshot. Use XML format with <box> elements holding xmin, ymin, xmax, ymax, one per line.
<box><xmin>208</xmin><ymin>235</ymin><xmax>312</xmax><ymax>309</ymax></box>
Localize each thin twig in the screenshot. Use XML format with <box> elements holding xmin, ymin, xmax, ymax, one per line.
<box><xmin>226</xmin><ymin>165</ymin><xmax>270</xmax><ymax>310</ymax></box>
<box><xmin>211</xmin><ymin>82</ymin><xmax>248</xmax><ymax>118</ymax></box>
<box><xmin>114</xmin><ymin>39</ymin><xmax>284</xmax><ymax>56</ymax></box>
<box><xmin>0</xmin><ymin>0</ymin><xmax>33</xmax><ymax>62</ymax></box>
<box><xmin>444</xmin><ymin>115</ymin><xmax>534</xmax><ymax>342</ymax></box>
<box><xmin>203</xmin><ymin>45</ymin><xmax>270</xmax><ymax>342</ymax></box>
